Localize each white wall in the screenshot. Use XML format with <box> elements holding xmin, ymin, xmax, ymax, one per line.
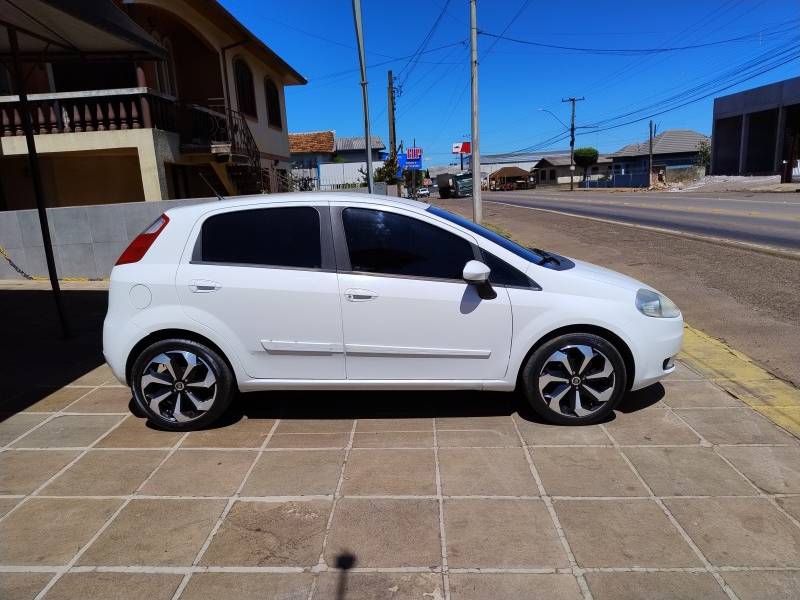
<box><xmin>319</xmin><ymin>161</ymin><xmax>385</xmax><ymax>186</ymax></box>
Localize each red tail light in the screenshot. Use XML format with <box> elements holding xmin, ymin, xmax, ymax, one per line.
<box><xmin>116</xmin><ymin>214</ymin><xmax>170</xmax><ymax>266</ymax></box>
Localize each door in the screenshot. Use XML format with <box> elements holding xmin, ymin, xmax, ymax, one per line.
<box><xmin>176</xmin><ymin>204</ymin><xmax>345</xmax><ymax>380</ymax></box>
<box><xmin>334</xmin><ymin>205</ymin><xmax>512</xmax><ymax>381</ymax></box>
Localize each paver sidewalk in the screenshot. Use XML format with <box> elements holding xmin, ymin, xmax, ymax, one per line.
<box><xmin>2</xmin><ymin>357</ymin><xmax>800</xmax><ymax>600</ymax></box>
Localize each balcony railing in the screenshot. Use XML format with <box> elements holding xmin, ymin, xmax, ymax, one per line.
<box><xmin>0</xmin><ymin>87</ymin><xmax>176</xmax><ymax>135</ymax></box>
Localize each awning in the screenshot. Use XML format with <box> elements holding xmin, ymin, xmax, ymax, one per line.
<box><xmin>0</xmin><ymin>0</ymin><xmax>166</xmax><ymax>62</ymax></box>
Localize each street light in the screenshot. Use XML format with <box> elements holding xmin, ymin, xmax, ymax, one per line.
<box><xmin>537</xmin><ymin>108</ymin><xmax>568</xmax><ymax>130</ymax></box>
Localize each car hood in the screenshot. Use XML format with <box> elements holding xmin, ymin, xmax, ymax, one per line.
<box><xmin>559</xmin><ymin>257</ymin><xmax>646</xmax><ymax>292</ymax></box>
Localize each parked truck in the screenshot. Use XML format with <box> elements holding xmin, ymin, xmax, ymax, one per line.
<box><xmin>436</xmin><ymin>172</ymin><xmax>473</xmax><ymax>199</ymax></box>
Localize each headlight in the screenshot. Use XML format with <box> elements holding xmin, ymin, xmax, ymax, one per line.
<box><xmin>635</xmin><ymin>288</ymin><xmax>680</xmax><ymax>318</ymax></box>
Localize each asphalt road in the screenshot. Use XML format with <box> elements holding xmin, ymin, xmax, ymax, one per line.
<box><xmin>481</xmin><ymin>190</ymin><xmax>800</xmax><ymax>251</ymax></box>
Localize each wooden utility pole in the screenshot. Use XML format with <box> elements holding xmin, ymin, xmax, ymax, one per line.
<box><xmin>387</xmin><ymin>70</ymin><xmax>400</xmax><ymax>196</ymax></box>
<box><xmin>469</xmin><ymin>0</ymin><xmax>481</xmax><ymax>223</ymax></box>
<box><xmin>649</xmin><ymin>120</ymin><xmax>654</xmax><ymax>188</ymax></box>
<box><xmin>562</xmin><ymin>96</ymin><xmax>584</xmax><ymax>191</ymax></box>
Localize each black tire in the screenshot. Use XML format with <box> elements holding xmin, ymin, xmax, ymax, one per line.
<box><xmin>130</xmin><ymin>338</ymin><xmax>235</xmax><ymax>431</ymax></box>
<box><xmin>521</xmin><ymin>333</ymin><xmax>627</xmax><ymax>425</ymax></box>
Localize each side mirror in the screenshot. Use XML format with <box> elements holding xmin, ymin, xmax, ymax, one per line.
<box><xmin>463</xmin><ymin>260</ymin><xmax>490</xmax><ymax>284</ymax></box>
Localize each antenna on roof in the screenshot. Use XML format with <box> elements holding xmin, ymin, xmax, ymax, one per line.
<box><xmin>198</xmin><ymin>172</ymin><xmax>225</xmax><ymax>201</ymax></box>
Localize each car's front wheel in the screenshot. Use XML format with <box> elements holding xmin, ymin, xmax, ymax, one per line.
<box><xmin>521</xmin><ymin>333</ymin><xmax>627</xmax><ymax>425</ymax></box>
<box><xmin>130</xmin><ymin>338</ymin><xmax>234</xmax><ymax>431</ymax></box>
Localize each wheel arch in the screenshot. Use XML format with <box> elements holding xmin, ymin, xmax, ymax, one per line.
<box><xmin>125</xmin><ymin>328</ymin><xmax>239</xmax><ymax>390</ymax></box>
<box><xmin>516</xmin><ymin>324</ymin><xmax>635</xmax><ymax>390</ymax></box>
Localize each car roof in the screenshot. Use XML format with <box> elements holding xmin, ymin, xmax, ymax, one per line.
<box><xmin>162</xmin><ymin>192</ymin><xmax>430</xmax><ymax>219</ymax></box>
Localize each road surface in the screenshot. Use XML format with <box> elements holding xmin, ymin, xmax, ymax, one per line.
<box><xmin>480</xmin><ymin>190</ymin><xmax>800</xmax><ymax>251</ymax></box>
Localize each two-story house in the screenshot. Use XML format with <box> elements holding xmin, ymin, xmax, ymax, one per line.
<box><xmin>0</xmin><ymin>0</ymin><xmax>305</xmax><ymax>210</ymax></box>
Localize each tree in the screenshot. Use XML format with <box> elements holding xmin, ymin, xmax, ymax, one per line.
<box><xmin>358</xmin><ymin>152</ymin><xmax>400</xmax><ymax>185</ymax></box>
<box><xmin>573</xmin><ymin>147</ymin><xmax>599</xmax><ymax>183</ymax></box>
<box><xmin>695</xmin><ymin>140</ymin><xmax>711</xmax><ymax>171</ymax></box>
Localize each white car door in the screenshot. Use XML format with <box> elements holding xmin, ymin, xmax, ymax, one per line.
<box><xmin>176</xmin><ymin>203</ymin><xmax>345</xmax><ymax>380</ymax></box>
<box><xmin>333</xmin><ymin>204</ymin><xmax>512</xmax><ymax>381</ymax></box>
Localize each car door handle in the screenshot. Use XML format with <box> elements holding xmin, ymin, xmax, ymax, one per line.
<box><xmin>344</xmin><ymin>288</ymin><xmax>378</xmax><ymax>302</ymax></box>
<box><xmin>188</xmin><ymin>279</ymin><xmax>221</xmax><ymax>293</ymax></box>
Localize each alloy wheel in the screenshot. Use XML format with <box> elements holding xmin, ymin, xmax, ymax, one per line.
<box><xmin>140</xmin><ymin>350</ymin><xmax>217</xmax><ymax>423</ymax></box>
<box><xmin>537</xmin><ymin>344</ymin><xmax>616</xmax><ymax>418</ymax></box>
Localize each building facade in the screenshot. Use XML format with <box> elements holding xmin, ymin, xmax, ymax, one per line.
<box><xmin>532</xmin><ymin>155</ymin><xmax>612</xmax><ymax>186</ymax></box>
<box><xmin>0</xmin><ymin>0</ymin><xmax>306</xmax><ymax>210</ymax></box>
<box><xmin>609</xmin><ymin>129</ymin><xmax>708</xmax><ymax>187</ymax></box>
<box><xmin>711</xmin><ymin>76</ymin><xmax>800</xmax><ymax>179</ymax></box>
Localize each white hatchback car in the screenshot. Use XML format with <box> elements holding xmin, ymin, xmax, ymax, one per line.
<box><xmin>104</xmin><ymin>193</ymin><xmax>683</xmax><ymax>430</ymax></box>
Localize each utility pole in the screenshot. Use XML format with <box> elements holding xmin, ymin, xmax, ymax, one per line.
<box><xmin>469</xmin><ymin>0</ymin><xmax>481</xmax><ymax>223</ymax></box>
<box><xmin>352</xmin><ymin>0</ymin><xmax>374</xmax><ymax>193</ymax></box>
<box><xmin>562</xmin><ymin>96</ymin><xmax>584</xmax><ymax>191</ymax></box>
<box><xmin>648</xmin><ymin>120</ymin><xmax>654</xmax><ymax>188</ymax></box>
<box><xmin>387</xmin><ymin>70</ymin><xmax>400</xmax><ymax>196</ymax></box>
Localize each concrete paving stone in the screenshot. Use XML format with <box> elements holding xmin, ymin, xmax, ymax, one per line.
<box><xmin>0</xmin><ymin>414</ymin><xmax>49</xmax><ymax>445</ymax></box>
<box><xmin>266</xmin><ymin>433</ymin><xmax>349</xmax><ymax>448</ymax></box>
<box><xmin>139</xmin><ymin>450</ymin><xmax>255</xmax><ymax>497</ymax></box>
<box><xmin>181</xmin><ymin>417</ymin><xmax>275</xmax><ymax>448</ymax></box>
<box><xmin>315</xmin><ymin>572</ymin><xmax>444</xmax><ymax>600</ymax></box>
<box><xmin>356</xmin><ymin>417</ymin><xmax>433</xmax><ymax>432</ymax></box>
<box><xmin>341</xmin><ymin>449</ymin><xmax>436</xmax><ymax>495</ymax></box>
<box><xmin>0</xmin><ymin>498</ymin><xmax>121</xmax><ymax>565</ymax></box>
<box><xmin>201</xmin><ymin>499</ymin><xmax>331</xmax><ymax>566</ymax></box>
<box><xmin>0</xmin><ymin>497</ymin><xmax>21</xmax><ymax>517</ymax></box>
<box><xmin>325</xmin><ymin>498</ymin><xmax>440</xmax><ymax>568</ymax></box>
<box><xmin>12</xmin><ymin>415</ymin><xmax>124</xmax><ymax>448</ymax></box>
<box><xmin>78</xmin><ymin>498</ymin><xmax>225</xmax><ymax>566</ymax></box>
<box><xmin>275</xmin><ymin>419</ymin><xmax>354</xmax><ymax>433</ymax></box>
<box><xmin>50</xmin><ymin>207</ymin><xmax>91</xmax><ymax>245</ymax></box>
<box><xmin>716</xmin><ymin>446</ymin><xmax>800</xmax><ymax>494</ymax></box>
<box><xmin>449</xmin><ymin>573</ymin><xmax>583</xmax><ymax>600</ymax></box>
<box><xmin>445</xmin><ymin>498</ymin><xmax>567</xmax><ymax>568</ymax></box>
<box><xmin>59</xmin><ymin>243</ymin><xmax>97</xmax><ymax>279</ymax></box>
<box><xmin>96</xmin><ymin>416</ymin><xmax>184</xmax><ymax>448</ymax></box>
<box><xmin>19</xmin><ymin>387</ymin><xmax>88</xmax><ymax>412</ymax></box>
<box><xmin>622</xmin><ymin>447</ymin><xmax>755</xmax><ymax>496</ymax></box>
<box><xmin>554</xmin><ymin>499</ymin><xmax>701</xmax><ymax>568</ymax></box>
<box><xmin>675</xmin><ymin>408</ymin><xmax>799</xmax><ymax>445</ymax></box>
<box><xmin>43</xmin><ymin>572</ymin><xmax>183</xmax><ymax>600</ymax></box>
<box><xmin>604</xmin><ymin>409</ymin><xmax>701</xmax><ymax>445</ymax></box>
<box><xmin>241</xmin><ymin>449</ymin><xmax>344</xmax><ymax>496</ymax></box>
<box><xmin>532</xmin><ymin>447</ymin><xmax>647</xmax><ymax>497</ymax></box>
<box><xmin>87</xmin><ymin>204</ymin><xmax>128</xmax><ymax>243</ymax></box>
<box><xmin>439</xmin><ymin>447</ymin><xmax>539</xmax><ymax>496</ymax></box>
<box><xmin>776</xmin><ymin>495</ymin><xmax>800</xmax><ymax>521</ymax></box>
<box><xmin>69</xmin><ymin>364</ymin><xmax>114</xmax><ymax>386</ymax></box>
<box><xmin>513</xmin><ymin>414</ymin><xmax>611</xmax><ymax>445</ymax></box>
<box><xmin>66</xmin><ymin>387</ymin><xmax>132</xmax><ymax>413</ymax></box>
<box><xmin>180</xmin><ymin>572</ymin><xmax>314</xmax><ymax>600</ymax></box>
<box><xmin>24</xmin><ymin>245</ymin><xmax>58</xmax><ymax>278</ymax></box>
<box><xmin>723</xmin><ymin>570</ymin><xmax>800</xmax><ymax>600</ymax></box>
<box><xmin>585</xmin><ymin>572</ymin><xmax>729</xmax><ymax>600</ymax></box>
<box><xmin>661</xmin><ymin>380</ymin><xmax>742</xmax><ymax>408</ymax></box>
<box><xmin>352</xmin><ymin>430</ymin><xmax>434</xmax><ymax>448</ymax></box>
<box><xmin>436</xmin><ymin>416</ymin><xmax>520</xmax><ymax>447</ymax></box>
<box><xmin>670</xmin><ymin>362</ymin><xmax>705</xmax><ymax>380</ymax></box>
<box><xmin>0</xmin><ymin>449</ymin><xmax>79</xmax><ymax>494</ymax></box>
<box><xmin>664</xmin><ymin>497</ymin><xmax>800</xmax><ymax>567</ymax></box>
<box><xmin>40</xmin><ymin>450</ymin><xmax>167</xmax><ymax>496</ymax></box>
<box><xmin>0</xmin><ymin>573</ymin><xmax>53</xmax><ymax>600</ymax></box>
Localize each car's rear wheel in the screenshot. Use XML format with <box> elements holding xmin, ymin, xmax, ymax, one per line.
<box><xmin>521</xmin><ymin>333</ymin><xmax>627</xmax><ymax>425</ymax></box>
<box><xmin>130</xmin><ymin>338</ymin><xmax>234</xmax><ymax>431</ymax></box>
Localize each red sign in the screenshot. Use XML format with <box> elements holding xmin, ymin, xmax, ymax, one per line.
<box><xmin>407</xmin><ymin>147</ymin><xmax>422</xmax><ymax>160</ymax></box>
<box><xmin>452</xmin><ymin>141</ymin><xmax>471</xmax><ymax>154</ymax></box>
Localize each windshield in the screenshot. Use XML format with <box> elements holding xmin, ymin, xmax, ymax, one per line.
<box><xmin>427</xmin><ymin>205</ymin><xmax>545</xmax><ymax>265</ymax></box>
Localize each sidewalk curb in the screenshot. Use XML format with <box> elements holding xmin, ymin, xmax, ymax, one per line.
<box><xmin>680</xmin><ymin>325</ymin><xmax>800</xmax><ymax>438</ymax></box>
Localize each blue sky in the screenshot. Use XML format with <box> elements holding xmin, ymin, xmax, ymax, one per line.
<box><xmin>220</xmin><ymin>0</ymin><xmax>799</xmax><ymax>165</ymax></box>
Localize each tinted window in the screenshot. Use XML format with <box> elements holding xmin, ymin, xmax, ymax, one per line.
<box><xmin>482</xmin><ymin>251</ymin><xmax>532</xmax><ymax>288</ymax></box>
<box><xmin>201</xmin><ymin>207</ymin><xmax>321</xmax><ymax>268</ymax></box>
<box><xmin>343</xmin><ymin>208</ymin><xmax>474</xmax><ymax>280</ymax></box>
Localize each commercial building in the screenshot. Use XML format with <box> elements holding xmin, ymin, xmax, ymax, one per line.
<box><xmin>609</xmin><ymin>129</ymin><xmax>708</xmax><ymax>187</ymax></box>
<box><xmin>711</xmin><ymin>76</ymin><xmax>800</xmax><ymax>179</ymax></box>
<box><xmin>0</xmin><ymin>0</ymin><xmax>306</xmax><ymax>210</ymax></box>
<box><xmin>532</xmin><ymin>154</ymin><xmax>612</xmax><ymax>186</ymax></box>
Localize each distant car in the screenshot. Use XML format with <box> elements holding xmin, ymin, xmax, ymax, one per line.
<box><xmin>104</xmin><ymin>193</ymin><xmax>683</xmax><ymax>430</ymax></box>
<box><xmin>417</xmin><ymin>187</ymin><xmax>430</xmax><ymax>198</ymax></box>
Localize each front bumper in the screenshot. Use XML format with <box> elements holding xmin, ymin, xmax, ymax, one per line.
<box><xmin>629</xmin><ymin>316</ymin><xmax>684</xmax><ymax>391</ymax></box>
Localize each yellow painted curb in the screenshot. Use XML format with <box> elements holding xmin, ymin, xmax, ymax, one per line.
<box><xmin>679</xmin><ymin>325</ymin><xmax>800</xmax><ymax>437</ymax></box>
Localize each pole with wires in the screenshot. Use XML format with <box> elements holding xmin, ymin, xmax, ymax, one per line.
<box><xmin>469</xmin><ymin>0</ymin><xmax>481</xmax><ymax>223</ymax></box>
<box><xmin>649</xmin><ymin>120</ymin><xmax>654</xmax><ymax>188</ymax></box>
<box><xmin>352</xmin><ymin>0</ymin><xmax>374</xmax><ymax>193</ymax></box>
<box><xmin>562</xmin><ymin>96</ymin><xmax>584</xmax><ymax>191</ymax></box>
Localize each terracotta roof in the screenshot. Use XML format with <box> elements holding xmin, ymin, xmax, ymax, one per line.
<box><xmin>288</xmin><ymin>131</ymin><xmax>335</xmax><ymax>154</ymax></box>
<box><xmin>611</xmin><ymin>129</ymin><xmax>709</xmax><ymax>158</ymax></box>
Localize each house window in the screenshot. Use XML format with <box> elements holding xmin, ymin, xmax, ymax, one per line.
<box><xmin>264</xmin><ymin>77</ymin><xmax>282</xmax><ymax>129</ymax></box>
<box><xmin>233</xmin><ymin>58</ymin><xmax>257</xmax><ymax>118</ymax></box>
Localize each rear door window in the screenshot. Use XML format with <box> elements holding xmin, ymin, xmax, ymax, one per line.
<box><xmin>200</xmin><ymin>206</ymin><xmax>321</xmax><ymax>268</ymax></box>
